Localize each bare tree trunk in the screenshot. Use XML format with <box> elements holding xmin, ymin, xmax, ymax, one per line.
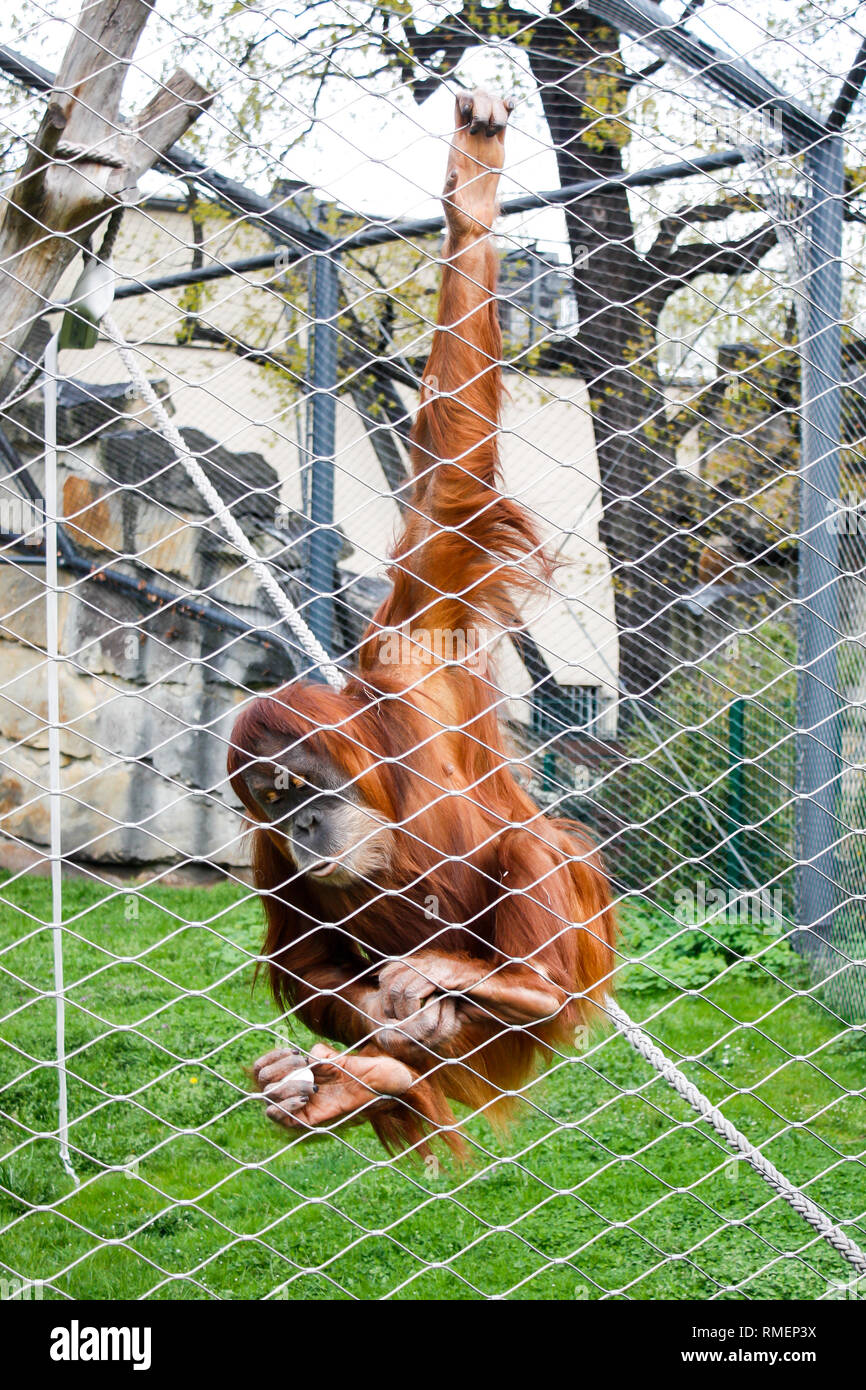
<box><xmin>526</xmin><ymin>11</ymin><xmax>693</xmax><ymax>713</ymax></box>
<box><xmin>0</xmin><ymin>0</ymin><xmax>212</xmax><ymax>383</ymax></box>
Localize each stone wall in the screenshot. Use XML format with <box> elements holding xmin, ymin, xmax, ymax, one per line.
<box><xmin>0</xmin><ymin>372</ymin><xmax>327</xmax><ymax>871</ymax></box>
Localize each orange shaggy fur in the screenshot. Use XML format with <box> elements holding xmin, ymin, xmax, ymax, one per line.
<box><xmin>229</xmin><ymin>132</ymin><xmax>615</xmax><ymax>1156</ymax></box>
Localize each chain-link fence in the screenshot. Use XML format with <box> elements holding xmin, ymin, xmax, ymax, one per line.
<box><xmin>0</xmin><ymin>0</ymin><xmax>864</xmax><ymax>1301</ymax></box>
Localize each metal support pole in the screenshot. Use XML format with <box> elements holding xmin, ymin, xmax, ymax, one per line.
<box><xmin>796</xmin><ymin>134</ymin><xmax>844</xmax><ymax>945</ymax></box>
<box><xmin>308</xmin><ymin>253</ymin><xmax>339</xmax><ymax>655</ymax></box>
<box><xmin>727</xmin><ymin>698</ymin><xmax>745</xmax><ymax>892</ymax></box>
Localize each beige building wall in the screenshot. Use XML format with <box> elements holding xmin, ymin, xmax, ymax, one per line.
<box><xmin>57</xmin><ymin>203</ymin><xmax>619</xmax><ymax>721</ymax></box>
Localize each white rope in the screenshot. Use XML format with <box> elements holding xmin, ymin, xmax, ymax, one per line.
<box><xmin>604</xmin><ymin>995</ymin><xmax>866</xmax><ymax>1277</ymax></box>
<box><xmin>102</xmin><ymin>312</ymin><xmax>866</xmax><ymax>1281</ymax></box>
<box><xmin>43</xmin><ymin>332</ymin><xmax>78</xmax><ymax>1187</ymax></box>
<box><xmin>102</xmin><ymin>312</ymin><xmax>345</xmax><ymax>690</ymax></box>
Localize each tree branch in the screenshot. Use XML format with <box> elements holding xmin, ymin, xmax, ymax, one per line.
<box><xmin>127</xmin><ymin>67</ymin><xmax>212</xmax><ymax>179</ymax></box>
<box><xmin>398</xmin><ymin>5</ymin><xmax>531</xmax><ymax>103</ymax></box>
<box><xmin>647</xmin><ymin>221</ymin><xmax>778</xmax><ymax>309</ymax></box>
<box><xmin>647</xmin><ymin>197</ymin><xmax>750</xmax><ymax>262</ymax></box>
<box><xmin>666</xmin><ymin>374</ymin><xmax>735</xmax><ymax>445</ymax></box>
<box><xmin>0</xmin><ymin>0</ymin><xmax>212</xmax><ymax>384</ymax></box>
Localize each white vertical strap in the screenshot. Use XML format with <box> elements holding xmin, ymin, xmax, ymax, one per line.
<box><xmin>43</xmin><ymin>333</ymin><xmax>78</xmax><ymax>1187</ymax></box>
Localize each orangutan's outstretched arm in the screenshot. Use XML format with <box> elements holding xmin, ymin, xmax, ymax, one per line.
<box><xmin>411</xmin><ymin>88</ymin><xmax>512</xmax><ymax>479</ymax></box>
<box><xmin>375</xmin><ymin>88</ymin><xmax>541</xmax><ymax>645</ymax></box>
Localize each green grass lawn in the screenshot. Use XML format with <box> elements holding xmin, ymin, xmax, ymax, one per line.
<box><xmin>0</xmin><ymin>871</ymin><xmax>863</xmax><ymax>1300</ymax></box>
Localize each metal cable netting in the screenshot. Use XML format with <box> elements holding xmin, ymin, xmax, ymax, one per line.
<box><xmin>0</xmin><ymin>0</ymin><xmax>863</xmax><ymax>1304</ymax></box>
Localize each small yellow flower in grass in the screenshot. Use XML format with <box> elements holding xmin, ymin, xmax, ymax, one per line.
<box><xmin>190</xmin><ymin>1076</ymin><xmax>199</xmax><ymax>1085</ymax></box>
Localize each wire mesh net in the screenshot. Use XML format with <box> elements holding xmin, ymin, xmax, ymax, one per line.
<box><xmin>0</xmin><ymin>0</ymin><xmax>864</xmax><ymax>1302</ymax></box>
